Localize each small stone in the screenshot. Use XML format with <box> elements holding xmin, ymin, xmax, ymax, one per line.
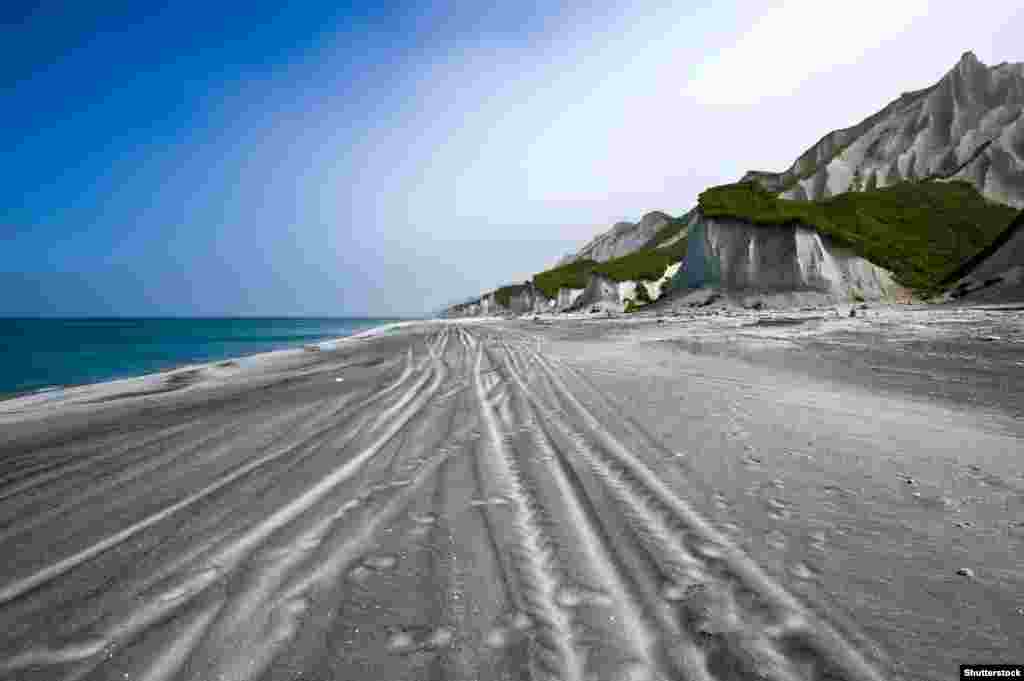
<box><xmin>510</xmin><ymin>612</ymin><xmax>533</xmax><ymax>631</ymax></box>
<box><xmin>790</xmin><ymin>562</ymin><xmax>817</xmax><ymax>580</ymax></box>
<box><xmin>662</xmin><ymin>584</ymin><xmax>687</xmax><ymax>601</ymax></box>
<box><xmin>427</xmin><ymin>627</ymin><xmax>454</xmax><ymax>648</ymax></box>
<box><xmin>363</xmin><ymin>554</ymin><xmax>398</xmax><ymax>571</ymax></box>
<box><xmin>387</xmin><ymin>631</ymin><xmax>416</xmax><ymax>652</ymax></box>
<box><xmin>485</xmin><ymin>627</ymin><xmax>509</xmax><ymax>648</ymax></box>
<box><xmin>956</xmin><ymin>567</ymin><xmax>975</xmax><ymax>578</ymax></box>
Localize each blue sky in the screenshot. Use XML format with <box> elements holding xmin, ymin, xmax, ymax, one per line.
<box><xmin>3</xmin><ymin>1</ymin><xmax>1021</xmax><ymax>316</ymax></box>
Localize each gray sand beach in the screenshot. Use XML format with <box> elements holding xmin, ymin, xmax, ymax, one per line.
<box><xmin>0</xmin><ymin>311</ymin><xmax>1021</xmax><ymax>681</ymax></box>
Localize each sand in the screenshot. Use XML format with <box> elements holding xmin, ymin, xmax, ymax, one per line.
<box><xmin>0</xmin><ymin>310</ymin><xmax>1020</xmax><ymax>681</ymax></box>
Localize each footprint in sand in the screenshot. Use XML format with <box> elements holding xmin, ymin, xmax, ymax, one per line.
<box><xmin>555</xmin><ymin>586</ymin><xmax>613</xmax><ymax>609</ymax></box>
<box><xmin>348</xmin><ymin>566</ymin><xmax>374</xmax><ymax>583</ymax></box>
<box><xmin>765</xmin><ymin>530</ymin><xmax>788</xmax><ymax>551</ymax></box>
<box><xmin>789</xmin><ymin>562</ymin><xmax>819</xmax><ymax>581</ymax></box>
<box><xmin>362</xmin><ymin>554</ymin><xmax>398</xmax><ymax>571</ymax></box>
<box><xmin>764</xmin><ymin>498</ymin><xmax>790</xmax><ymax>520</ymax></box>
<box><xmin>410</xmin><ymin>511</ymin><xmax>438</xmax><ymax>525</ymax></box>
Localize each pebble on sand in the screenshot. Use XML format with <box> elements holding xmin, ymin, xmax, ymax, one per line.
<box><xmin>387</xmin><ymin>631</ymin><xmax>416</xmax><ymax>653</ymax></box>
<box><xmin>485</xmin><ymin>627</ymin><xmax>509</xmax><ymax>649</ymax></box>
<box><xmin>363</xmin><ymin>554</ymin><xmax>398</xmax><ymax>571</ymax></box>
<box><xmin>509</xmin><ymin>612</ymin><xmax>533</xmax><ymax>631</ymax></box>
<box><xmin>427</xmin><ymin>627</ymin><xmax>454</xmax><ymax>648</ymax></box>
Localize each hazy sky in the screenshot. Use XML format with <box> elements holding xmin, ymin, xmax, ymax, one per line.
<box><xmin>3</xmin><ymin>1</ymin><xmax>1022</xmax><ymax>317</ymax></box>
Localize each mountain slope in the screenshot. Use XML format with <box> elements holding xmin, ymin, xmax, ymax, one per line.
<box><xmin>441</xmin><ymin>52</ymin><xmax>1024</xmax><ymax>317</ymax></box>
<box><xmin>555</xmin><ymin>211</ymin><xmax>674</xmax><ymax>266</ymax></box>
<box><xmin>942</xmin><ymin>208</ymin><xmax>1024</xmax><ymax>301</ymax></box>
<box><xmin>742</xmin><ymin>52</ymin><xmax>1024</xmax><ymax>208</ymax></box>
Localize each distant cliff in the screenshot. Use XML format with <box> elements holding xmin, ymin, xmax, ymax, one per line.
<box><xmin>555</xmin><ymin>211</ymin><xmax>674</xmax><ymax>267</ymax></box>
<box><xmin>442</xmin><ymin>52</ymin><xmax>1024</xmax><ymax>317</ymax></box>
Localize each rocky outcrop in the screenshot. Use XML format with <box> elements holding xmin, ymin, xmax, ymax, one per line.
<box><xmin>443</xmin><ymin>286</ymin><xmax>550</xmax><ymax>317</ymax></box>
<box><xmin>556</xmin><ymin>211</ymin><xmax>672</xmax><ymax>266</ymax></box>
<box><xmin>942</xmin><ymin>210</ymin><xmax>1024</xmax><ymax>302</ymax></box>
<box><xmin>561</xmin><ymin>263</ymin><xmax>683</xmax><ymax>313</ymax></box>
<box><xmin>743</xmin><ymin>52</ymin><xmax>1024</xmax><ymax>208</ymax></box>
<box><xmin>678</xmin><ymin>213</ymin><xmax>902</xmax><ymax>304</ymax></box>
<box><xmin>442</xmin><ymin>52</ymin><xmax>1023</xmax><ymax>316</ymax></box>
<box><xmin>555</xmin><ymin>287</ymin><xmax>585</xmax><ymax>310</ymax></box>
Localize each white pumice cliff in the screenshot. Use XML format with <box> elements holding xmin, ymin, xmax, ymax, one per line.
<box><xmin>743</xmin><ymin>52</ymin><xmax>1024</xmax><ymax>208</ymax></box>
<box><xmin>443</xmin><ymin>52</ymin><xmax>1024</xmax><ymax>317</ymax></box>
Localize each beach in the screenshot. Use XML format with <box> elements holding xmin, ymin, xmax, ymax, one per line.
<box><xmin>0</xmin><ymin>311</ymin><xmax>1021</xmax><ymax>681</ymax></box>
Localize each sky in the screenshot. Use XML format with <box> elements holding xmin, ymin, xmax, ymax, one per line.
<box><xmin>2</xmin><ymin>0</ymin><xmax>1022</xmax><ymax>317</ymax></box>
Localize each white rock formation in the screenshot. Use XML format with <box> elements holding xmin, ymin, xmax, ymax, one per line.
<box><xmin>681</xmin><ymin>214</ymin><xmax>901</xmax><ymax>304</ymax></box>
<box><xmin>555</xmin><ymin>287</ymin><xmax>585</xmax><ymax>310</ymax></box>
<box><xmin>568</xmin><ymin>262</ymin><xmax>683</xmax><ymax>312</ymax></box>
<box><xmin>557</xmin><ymin>211</ymin><xmax>672</xmax><ymax>265</ymax></box>
<box><xmin>743</xmin><ymin>52</ymin><xmax>1024</xmax><ymax>209</ymax></box>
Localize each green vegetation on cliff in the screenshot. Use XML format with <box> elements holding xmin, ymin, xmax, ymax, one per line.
<box><xmin>698</xmin><ymin>180</ymin><xmax>1017</xmax><ymax>290</ymax></box>
<box><xmin>530</xmin><ymin>231</ymin><xmax>688</xmax><ymax>300</ymax></box>
<box><xmin>590</xmin><ymin>236</ymin><xmax>687</xmax><ymax>283</ymax></box>
<box><xmin>493</xmin><ymin>283</ymin><xmax>531</xmax><ymax>308</ymax></box>
<box><xmin>643</xmin><ymin>213</ymin><xmax>691</xmax><ymax>249</ymax></box>
<box><xmin>532</xmin><ymin>259</ymin><xmax>598</xmax><ymax>299</ymax></box>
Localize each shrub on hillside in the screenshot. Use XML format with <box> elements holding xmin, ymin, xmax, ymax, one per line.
<box><xmin>697</xmin><ymin>180</ymin><xmax>1017</xmax><ymax>292</ymax></box>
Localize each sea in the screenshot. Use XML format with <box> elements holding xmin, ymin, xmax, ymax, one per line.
<box><xmin>0</xmin><ymin>317</ymin><xmax>407</xmax><ymax>398</ymax></box>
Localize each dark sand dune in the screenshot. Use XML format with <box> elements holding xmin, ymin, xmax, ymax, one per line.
<box><xmin>0</xmin><ymin>321</ymin><xmax>1020</xmax><ymax>681</ymax></box>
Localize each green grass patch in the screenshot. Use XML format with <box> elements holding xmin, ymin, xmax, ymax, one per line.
<box><xmin>591</xmin><ymin>236</ymin><xmax>687</xmax><ymax>282</ymax></box>
<box><xmin>531</xmin><ymin>259</ymin><xmax>598</xmax><ymax>299</ymax></box>
<box><xmin>493</xmin><ymin>283</ymin><xmax>531</xmax><ymax>308</ymax></box>
<box><xmin>530</xmin><ymin>229</ymin><xmax>688</xmax><ymax>298</ymax></box>
<box><xmin>643</xmin><ymin>213</ymin><xmax>691</xmax><ymax>249</ymax></box>
<box><xmin>698</xmin><ymin>180</ymin><xmax>1018</xmax><ymax>291</ymax></box>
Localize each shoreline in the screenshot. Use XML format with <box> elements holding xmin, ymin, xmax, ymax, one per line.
<box><xmin>0</xmin><ymin>319</ymin><xmax>422</xmax><ymax>416</ymax></box>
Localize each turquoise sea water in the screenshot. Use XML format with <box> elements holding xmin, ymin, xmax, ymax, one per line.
<box><xmin>0</xmin><ymin>318</ymin><xmax>406</xmax><ymax>397</ymax></box>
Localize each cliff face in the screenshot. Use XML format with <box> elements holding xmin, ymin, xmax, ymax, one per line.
<box><xmin>441</xmin><ymin>52</ymin><xmax>1024</xmax><ymax>317</ymax></box>
<box><xmin>442</xmin><ymin>263</ymin><xmax>681</xmax><ymax>317</ymax></box>
<box><xmin>743</xmin><ymin>53</ymin><xmax>1024</xmax><ymax>208</ymax></box>
<box><xmin>442</xmin><ymin>288</ymin><xmax>550</xmax><ymax>317</ymax></box>
<box><xmin>556</xmin><ymin>211</ymin><xmax>672</xmax><ymax>266</ymax></box>
<box><xmin>681</xmin><ymin>214</ymin><xmax>900</xmax><ymax>304</ymax></box>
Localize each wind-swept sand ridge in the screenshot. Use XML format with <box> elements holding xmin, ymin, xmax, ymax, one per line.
<box><xmin>0</xmin><ymin>320</ymin><xmax>1019</xmax><ymax>681</ymax></box>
